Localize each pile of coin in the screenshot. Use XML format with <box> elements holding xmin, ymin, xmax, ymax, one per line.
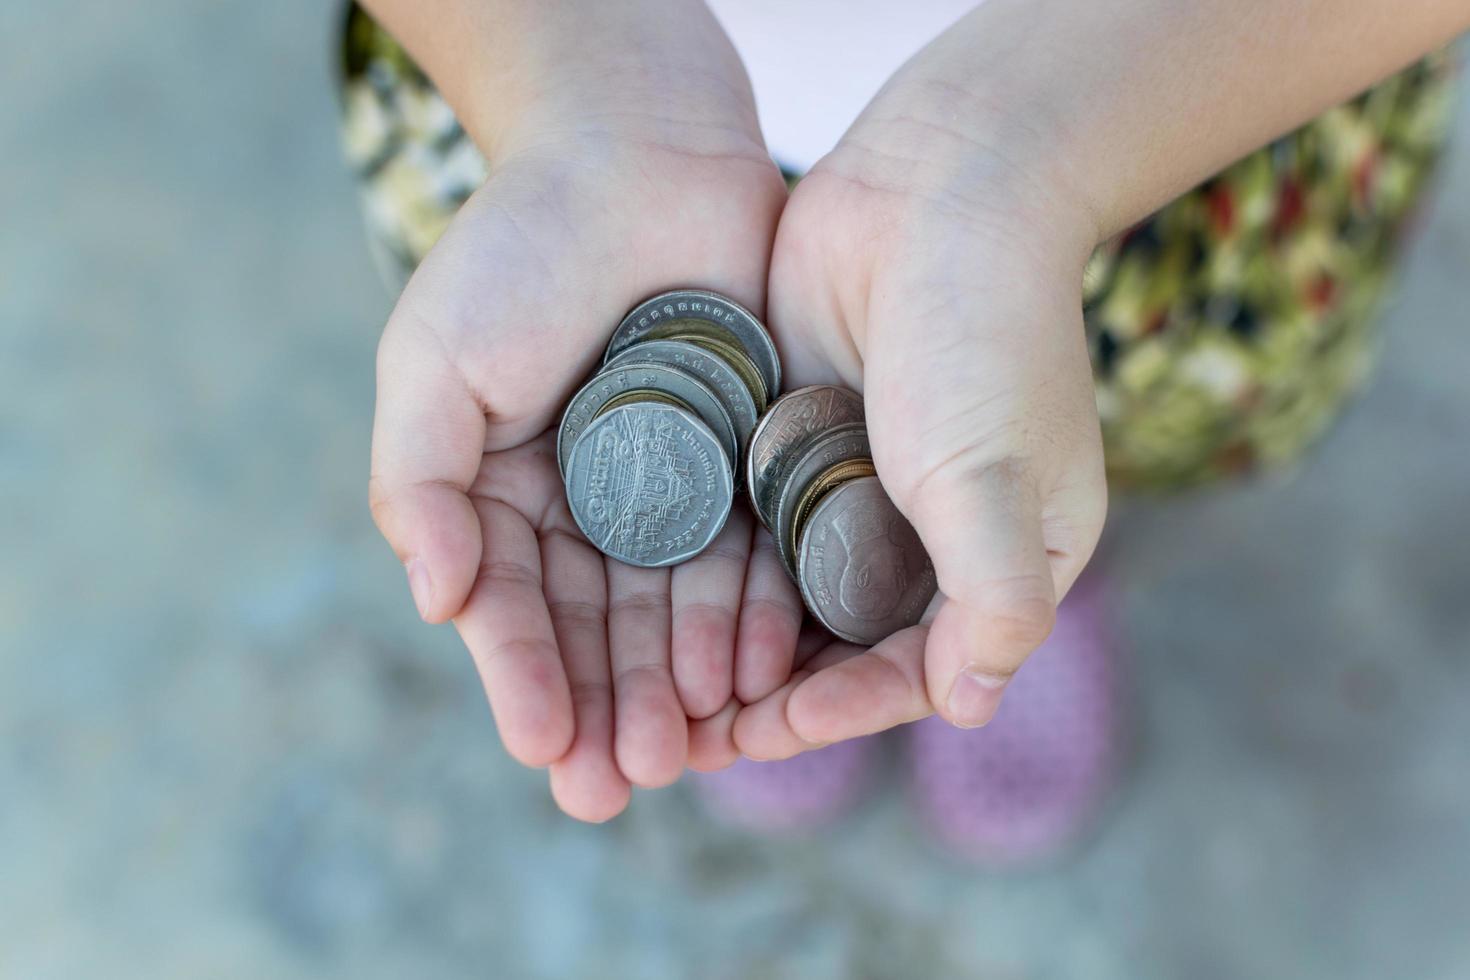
<box><xmin>747</xmin><ymin>386</ymin><xmax>938</xmax><ymax>645</ymax></box>
<box><xmin>558</xmin><ymin>289</ymin><xmax>935</xmax><ymax>646</ymax></box>
<box><xmin>559</xmin><ymin>289</ymin><xmax>781</xmax><ymax>568</ymax></box>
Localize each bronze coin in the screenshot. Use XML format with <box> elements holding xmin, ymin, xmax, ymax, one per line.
<box><xmin>771</xmin><ymin>423</ymin><xmax>870</xmax><ymax>576</ymax></box>
<box><xmin>797</xmin><ymin>475</ymin><xmax>936</xmax><ymax>645</ymax></box>
<box><xmin>747</xmin><ymin>386</ymin><xmax>865</xmax><ymax>531</ymax></box>
<box><xmin>789</xmin><ymin>457</ymin><xmax>877</xmax><ymax>560</ymax></box>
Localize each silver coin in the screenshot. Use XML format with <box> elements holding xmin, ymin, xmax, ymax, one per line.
<box><xmin>557</xmin><ymin>360</ymin><xmax>738</xmax><ymax>478</ymax></box>
<box><xmin>797</xmin><ymin>476</ymin><xmax>937</xmax><ymax>645</ymax></box>
<box><xmin>605</xmin><ymin>339</ymin><xmax>760</xmax><ymax>465</ymax></box>
<box><xmin>565</xmin><ymin>402</ymin><xmax>734</xmax><ymax>568</ymax></box>
<box><xmin>605</xmin><ymin>289</ymin><xmax>781</xmax><ymax>402</ymax></box>
<box><xmin>747</xmin><ymin>385</ymin><xmax>866</xmax><ymax>530</ymax></box>
<box><xmin>771</xmin><ymin>423</ymin><xmax>871</xmax><ymax>576</ymax></box>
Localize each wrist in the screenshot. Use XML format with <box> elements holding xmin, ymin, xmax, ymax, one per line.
<box><xmin>819</xmin><ymin>77</ymin><xmax>1100</xmax><ymax>290</ymax></box>
<box><xmin>841</xmin><ymin>0</ymin><xmax>1470</xmax><ymax>256</ymax></box>
<box><xmin>380</xmin><ymin>0</ymin><xmax>765</xmax><ymax>165</ymax></box>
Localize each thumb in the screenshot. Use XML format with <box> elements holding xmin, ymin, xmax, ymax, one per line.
<box><xmin>862</xmin><ymin>239</ymin><xmax>1097</xmax><ymax>728</ymax></box>
<box><xmin>904</xmin><ymin>458</ymin><xmax>1059</xmax><ymax>728</ymax></box>
<box><xmin>368</xmin><ymin>310</ymin><xmax>486</xmax><ymax>624</ymax></box>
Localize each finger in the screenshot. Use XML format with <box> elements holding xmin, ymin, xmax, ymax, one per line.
<box><xmin>687</xmin><ymin>698</ymin><xmax>741</xmax><ymax>773</ymax></box>
<box><xmin>909</xmin><ymin>461</ymin><xmax>1058</xmax><ymax>730</ymax></box>
<box><xmin>606</xmin><ymin>561</ymin><xmax>686</xmax><ymax>788</ymax></box>
<box><xmin>731</xmin><ymin>669</ymin><xmax>820</xmax><ymax>762</ymax></box>
<box><xmin>730</xmin><ymin>637</ymin><xmax>860</xmax><ymax>761</ymax></box>
<box><xmin>734</xmin><ymin>629</ymin><xmax>930</xmax><ymax>758</ymax></box>
<box><xmin>369</xmin><ymin>316</ymin><xmax>486</xmax><ymax>623</ymax></box>
<box><xmin>786</xmin><ymin>627</ymin><xmax>932</xmax><ymax>742</ymax></box>
<box><xmin>669</xmin><ymin>511</ymin><xmax>751</xmax><ymax>720</ymax></box>
<box><xmin>732</xmin><ymin>533</ymin><xmax>804</xmax><ymax>703</ymax></box>
<box><xmin>543</xmin><ymin>529</ymin><xmax>630</xmax><ymax>823</ymax></box>
<box><xmin>453</xmin><ymin>498</ymin><xmax>575</xmax><ymax>768</ymax></box>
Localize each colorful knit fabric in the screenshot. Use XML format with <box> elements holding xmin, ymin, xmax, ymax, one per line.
<box><xmin>1082</xmin><ymin>57</ymin><xmax>1456</xmax><ymax>487</ymax></box>
<box><xmin>337</xmin><ymin>5</ymin><xmax>1456</xmax><ymax>490</ymax></box>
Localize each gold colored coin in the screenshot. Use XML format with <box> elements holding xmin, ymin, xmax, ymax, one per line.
<box><xmin>593</xmin><ymin>388</ymin><xmax>689</xmax><ymax>420</ymax></box>
<box><xmin>645</xmin><ymin>319</ymin><xmax>769</xmax><ymax>412</ymax></box>
<box><xmin>664</xmin><ymin>330</ymin><xmax>768</xmax><ymax>413</ymax></box>
<box><xmin>607</xmin><ymin>291</ymin><xmax>783</xmax><ymax>400</ymax></box>
<box><xmin>787</xmin><ymin>457</ymin><xmax>877</xmax><ymax>564</ymax></box>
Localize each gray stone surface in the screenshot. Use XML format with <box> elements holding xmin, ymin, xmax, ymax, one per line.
<box><xmin>2</xmin><ymin>5</ymin><xmax>1468</xmax><ymax>978</ymax></box>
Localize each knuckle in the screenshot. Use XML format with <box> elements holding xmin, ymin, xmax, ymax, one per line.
<box><xmin>476</xmin><ymin>636</ymin><xmax>556</xmax><ymax>671</ymax></box>
<box><xmin>901</xmin><ymin>445</ymin><xmax>1031</xmax><ymax>520</ymax></box>
<box><xmin>975</xmin><ymin>582</ymin><xmax>1057</xmax><ymax>649</ymax></box>
<box><xmin>547</xmin><ymin>599</ymin><xmax>604</xmax><ymax>634</ymax></box>
<box><xmin>477</xmin><ymin>558</ymin><xmax>540</xmax><ymax>593</ymax></box>
<box><xmin>367</xmin><ymin>474</ymin><xmax>470</xmax><ymax>545</ymax></box>
<box><xmin>868</xmin><ymin>648</ymin><xmax>923</xmax><ymax>705</ymax></box>
<box><xmin>610</xmin><ymin>590</ymin><xmax>671</xmax><ymax>620</ymax></box>
<box><xmin>696</xmin><ymin>541</ymin><xmax>748</xmax><ymax>568</ymax></box>
<box><xmin>674</xmin><ymin>599</ymin><xmax>733</xmax><ymax>624</ymax></box>
<box><xmin>366</xmin><ymin>475</ymin><xmax>408</xmax><ymax>549</ymax></box>
<box><xmin>614</xmin><ymin>661</ymin><xmax>673</xmax><ymax>688</ymax></box>
<box><xmin>367</xmin><ymin>477</ymin><xmax>394</xmax><ymax>531</ymax></box>
<box><xmin>739</xmin><ymin>595</ymin><xmax>803</xmax><ymax>629</ymax></box>
<box><xmin>567</xmin><ymin>678</ymin><xmax>611</xmax><ymax>709</ymax></box>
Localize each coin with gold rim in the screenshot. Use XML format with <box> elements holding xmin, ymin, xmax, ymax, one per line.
<box><xmin>748</xmin><ymin>386</ymin><xmax>866</xmax><ymax>531</ymax></box>
<box><xmin>797</xmin><ymin>475</ymin><xmax>936</xmax><ymax>645</ymax></box>
<box><xmin>557</xmin><ymin>360</ymin><xmax>737</xmax><ymax>477</ymax></box>
<box><xmin>605</xmin><ymin>289</ymin><xmax>781</xmax><ymax>400</ymax></box>
<box><xmin>771</xmin><ymin>424</ymin><xmax>871</xmax><ymax>576</ymax></box>
<box><xmin>604</xmin><ymin>339</ymin><xmax>760</xmax><ymax>469</ymax></box>
<box><xmin>789</xmin><ymin>457</ymin><xmax>878</xmax><ymax>562</ymax></box>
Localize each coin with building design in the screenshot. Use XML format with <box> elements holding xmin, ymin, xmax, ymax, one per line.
<box><xmin>558</xmin><ymin>359</ymin><xmax>738</xmax><ymax>478</ymax></box>
<box><xmin>565</xmin><ymin>402</ymin><xmax>733</xmax><ymax>568</ymax></box>
<box><xmin>605</xmin><ymin>338</ymin><xmax>760</xmax><ymax>467</ymax></box>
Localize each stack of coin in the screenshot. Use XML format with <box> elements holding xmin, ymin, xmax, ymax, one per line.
<box><xmin>748</xmin><ymin>386</ymin><xmax>938</xmax><ymax>645</ymax></box>
<box><xmin>559</xmin><ymin>289</ymin><xmax>781</xmax><ymax>568</ymax></box>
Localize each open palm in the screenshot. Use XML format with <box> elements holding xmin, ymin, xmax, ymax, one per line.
<box><xmin>370</xmin><ymin>133</ymin><xmax>801</xmax><ymax>821</ymax></box>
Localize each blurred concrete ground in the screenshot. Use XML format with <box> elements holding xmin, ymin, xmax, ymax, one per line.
<box><xmin>2</xmin><ymin>4</ymin><xmax>1469</xmax><ymax>978</ymax></box>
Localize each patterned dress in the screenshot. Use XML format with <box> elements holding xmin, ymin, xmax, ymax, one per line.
<box><xmin>337</xmin><ymin>4</ymin><xmax>1457</xmax><ymax>490</ymax></box>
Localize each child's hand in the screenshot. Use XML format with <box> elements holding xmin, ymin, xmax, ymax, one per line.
<box><xmin>734</xmin><ymin>57</ymin><xmax>1109</xmax><ymax>758</ymax></box>
<box><xmin>725</xmin><ymin>0</ymin><xmax>1467</xmax><ymax>756</ymax></box>
<box><xmin>367</xmin><ymin>5</ymin><xmax>795</xmax><ymax>820</ymax></box>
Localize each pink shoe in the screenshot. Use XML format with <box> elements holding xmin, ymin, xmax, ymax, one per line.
<box><xmin>908</xmin><ymin>572</ymin><xmax>1124</xmax><ymax>866</ymax></box>
<box><xmin>692</xmin><ymin>737</ymin><xmax>878</xmax><ymax>833</ymax></box>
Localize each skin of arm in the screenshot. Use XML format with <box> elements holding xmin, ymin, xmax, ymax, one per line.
<box><xmin>844</xmin><ymin>0</ymin><xmax>1470</xmax><ymax>252</ymax></box>
<box><xmin>358</xmin><ymin>0</ymin><xmax>761</xmax><ymax>160</ymax></box>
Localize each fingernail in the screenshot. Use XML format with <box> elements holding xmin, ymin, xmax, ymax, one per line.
<box><xmin>946</xmin><ymin>667</ymin><xmax>1008</xmax><ymax>729</ymax></box>
<box><xmin>406</xmin><ymin>559</ymin><xmax>433</xmax><ymax>620</ymax></box>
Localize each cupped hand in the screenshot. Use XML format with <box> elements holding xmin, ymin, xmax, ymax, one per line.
<box><xmin>369</xmin><ymin>37</ymin><xmax>801</xmax><ymax>820</ymax></box>
<box><xmin>734</xmin><ymin>74</ymin><xmax>1109</xmax><ymax>758</ymax></box>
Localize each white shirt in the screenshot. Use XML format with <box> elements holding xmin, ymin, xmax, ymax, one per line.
<box><xmin>706</xmin><ymin>0</ymin><xmax>978</xmax><ymax>171</ymax></box>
